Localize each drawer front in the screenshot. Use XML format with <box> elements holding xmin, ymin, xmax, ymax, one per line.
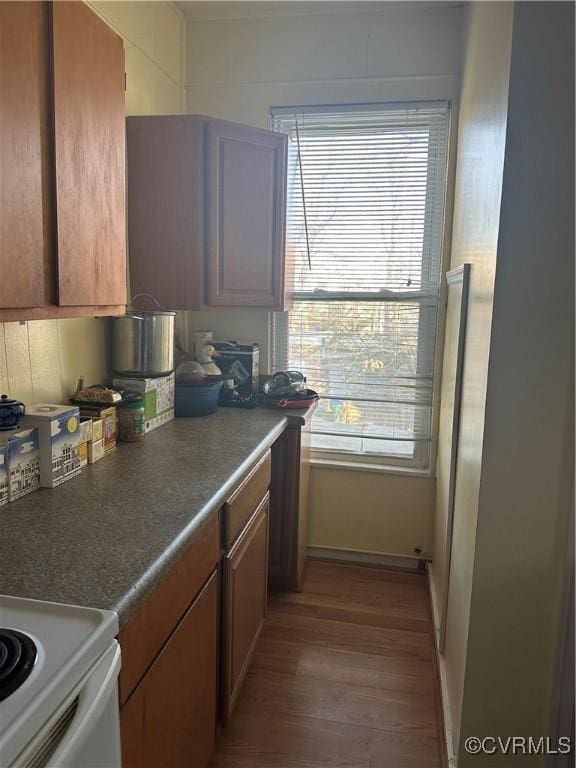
<box><xmin>223</xmin><ymin>450</ymin><xmax>271</xmax><ymax>547</ymax></box>
<box><xmin>222</xmin><ymin>494</ymin><xmax>269</xmax><ymax>720</ymax></box>
<box><xmin>118</xmin><ymin>513</ymin><xmax>220</xmax><ymax>705</ymax></box>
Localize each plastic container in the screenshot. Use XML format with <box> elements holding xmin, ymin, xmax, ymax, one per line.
<box><xmin>175</xmin><ymin>381</ymin><xmax>223</xmax><ymax>417</ymax></box>
<box><xmin>117</xmin><ymin>394</ymin><xmax>145</xmax><ymax>441</ymax></box>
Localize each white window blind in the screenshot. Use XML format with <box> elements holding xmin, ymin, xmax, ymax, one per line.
<box><xmin>271</xmin><ymin>102</ymin><xmax>450</xmax><ymax>468</ymax></box>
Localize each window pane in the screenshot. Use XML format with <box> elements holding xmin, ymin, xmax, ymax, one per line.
<box><xmin>286</xmin><ymin>298</ymin><xmax>437</xmax><ymax>458</ymax></box>
<box><xmin>286</xmin><ymin>129</ymin><xmax>432</xmax><ymax>294</ymax></box>
<box><xmin>313</xmin><ymin>432</ymin><xmax>415</xmax><ymax>458</ymax></box>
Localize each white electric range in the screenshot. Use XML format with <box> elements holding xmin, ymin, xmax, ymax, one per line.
<box><xmin>0</xmin><ymin>595</ymin><xmax>121</xmax><ymax>768</ymax></box>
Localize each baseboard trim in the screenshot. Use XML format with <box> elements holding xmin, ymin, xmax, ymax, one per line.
<box><xmin>427</xmin><ymin>564</ymin><xmax>457</xmax><ymax>768</ymax></box>
<box><xmin>307</xmin><ymin>545</ymin><xmax>422</xmax><ymax>571</ymax></box>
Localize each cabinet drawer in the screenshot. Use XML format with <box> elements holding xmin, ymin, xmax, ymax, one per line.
<box><xmin>222</xmin><ymin>494</ymin><xmax>269</xmax><ymax>721</ymax></box>
<box><xmin>223</xmin><ymin>450</ymin><xmax>271</xmax><ymax>547</ymax></box>
<box><xmin>118</xmin><ymin>514</ymin><xmax>219</xmax><ymax>705</ymax></box>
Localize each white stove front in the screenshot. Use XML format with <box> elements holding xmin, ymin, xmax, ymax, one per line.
<box><xmin>0</xmin><ymin>595</ymin><xmax>120</xmax><ymax>767</ymax></box>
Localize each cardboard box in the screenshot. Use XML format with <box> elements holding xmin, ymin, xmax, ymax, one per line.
<box><xmin>22</xmin><ymin>405</ymin><xmax>81</xmax><ymax>488</ymax></box>
<box><xmin>212</xmin><ymin>341</ymin><xmax>259</xmax><ymax>396</ymax></box>
<box><xmin>0</xmin><ymin>443</ymin><xmax>8</xmax><ymax>507</ymax></box>
<box><xmin>79</xmin><ymin>418</ymin><xmax>93</xmax><ymax>444</ymax></box>
<box><xmin>88</xmin><ymin>438</ymin><xmax>104</xmax><ymax>464</ymax></box>
<box><xmin>112</xmin><ymin>373</ymin><xmax>175</xmax><ymax>434</ymax></box>
<box><xmin>0</xmin><ymin>428</ymin><xmax>41</xmax><ymax>501</ymax></box>
<box><xmin>79</xmin><ymin>441</ymin><xmax>88</xmax><ymax>468</ymax></box>
<box><xmin>91</xmin><ymin>418</ymin><xmax>104</xmax><ymax>443</ymax></box>
<box><xmin>78</xmin><ymin>406</ymin><xmax>116</xmax><ymax>453</ymax></box>
<box><xmin>144</xmin><ymin>408</ymin><xmax>175</xmax><ymax>434</ymax></box>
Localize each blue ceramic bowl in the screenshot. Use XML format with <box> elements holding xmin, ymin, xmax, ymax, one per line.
<box><xmin>175</xmin><ymin>381</ymin><xmax>223</xmax><ymax>417</ymax></box>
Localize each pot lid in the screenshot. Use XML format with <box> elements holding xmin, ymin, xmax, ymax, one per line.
<box><xmin>0</xmin><ymin>395</ymin><xmax>22</xmax><ymax>406</ymax></box>
<box><xmin>118</xmin><ymin>391</ymin><xmax>145</xmax><ymax>407</ymax></box>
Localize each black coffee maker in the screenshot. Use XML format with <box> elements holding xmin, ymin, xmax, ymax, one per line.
<box><xmin>212</xmin><ymin>341</ymin><xmax>260</xmax><ymax>407</ymax></box>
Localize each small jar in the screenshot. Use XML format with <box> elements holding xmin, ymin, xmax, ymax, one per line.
<box><xmin>117</xmin><ymin>395</ymin><xmax>145</xmax><ymax>442</ymax></box>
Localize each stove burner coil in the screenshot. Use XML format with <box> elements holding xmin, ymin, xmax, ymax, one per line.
<box><xmin>0</xmin><ymin>629</ymin><xmax>37</xmax><ymax>702</ymax></box>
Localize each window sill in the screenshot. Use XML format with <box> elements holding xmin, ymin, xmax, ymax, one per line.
<box><xmin>310</xmin><ymin>456</ymin><xmax>432</xmax><ymax>478</ymax></box>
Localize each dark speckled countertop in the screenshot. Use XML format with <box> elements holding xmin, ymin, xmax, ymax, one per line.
<box><xmin>0</xmin><ymin>407</ymin><xmax>298</xmax><ymax>627</ymax></box>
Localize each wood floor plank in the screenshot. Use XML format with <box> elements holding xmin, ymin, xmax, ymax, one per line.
<box><xmin>264</xmin><ymin>610</ymin><xmax>434</xmax><ymax>662</ymax></box>
<box><xmin>369</xmin><ymin>728</ymin><xmax>441</xmax><ymax>768</ymax></box>
<box><xmin>267</xmin><ymin>592</ymin><xmax>430</xmax><ymax>634</ymax></box>
<box><xmin>212</xmin><ymin>560</ymin><xmax>442</xmax><ymax>768</ymax></box>
<box><xmin>296</xmin><ymin>646</ymin><xmax>435</xmax><ymax>695</ymax></box>
<box><xmin>279</xmin><ymin>572</ymin><xmax>428</xmax><ymax>599</ymax></box>
<box><xmin>250</xmin><ymin>637</ymin><xmax>304</xmax><ymax>676</ymax></box>
<box><xmin>303</xmin><ymin>560</ymin><xmax>429</xmax><ymax>593</ymax></box>
<box><xmin>235</xmin><ymin>668</ymin><xmax>438</xmax><ymax>737</ymax></box>
<box><xmin>298</xmin><ymin>565</ymin><xmax>430</xmax><ymax>622</ymax></box>
<box><xmin>210</xmin><ymin>712</ymin><xmax>372</xmax><ymax>768</ymax></box>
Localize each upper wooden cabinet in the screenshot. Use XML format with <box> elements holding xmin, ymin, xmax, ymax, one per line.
<box><xmin>52</xmin><ymin>2</ymin><xmax>126</xmax><ymax>308</ymax></box>
<box><xmin>0</xmin><ymin>2</ymin><xmax>49</xmax><ymax>311</ymax></box>
<box><xmin>206</xmin><ymin>120</ymin><xmax>287</xmax><ymax>308</ymax></box>
<box><xmin>126</xmin><ymin>115</ymin><xmax>289</xmax><ymax>310</ymax></box>
<box><xmin>0</xmin><ymin>1</ymin><xmax>126</xmax><ymax>321</ymax></box>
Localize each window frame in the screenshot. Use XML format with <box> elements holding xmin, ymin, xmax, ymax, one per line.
<box><xmin>271</xmin><ymin>101</ymin><xmax>450</xmax><ymax>472</ymax></box>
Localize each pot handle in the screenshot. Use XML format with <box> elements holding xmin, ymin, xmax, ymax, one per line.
<box><xmin>130</xmin><ymin>293</ymin><xmax>161</xmax><ymax>309</ymax></box>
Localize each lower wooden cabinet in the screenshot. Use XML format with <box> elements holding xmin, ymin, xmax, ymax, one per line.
<box><xmin>222</xmin><ymin>494</ymin><xmax>269</xmax><ymax>721</ymax></box>
<box><xmin>120</xmin><ymin>572</ymin><xmax>218</xmax><ymax>768</ymax></box>
<box><xmin>117</xmin><ymin>446</ymin><xmax>283</xmax><ymax>763</ymax></box>
<box><xmin>269</xmin><ymin>410</ymin><xmax>314</xmax><ymax>592</ymax></box>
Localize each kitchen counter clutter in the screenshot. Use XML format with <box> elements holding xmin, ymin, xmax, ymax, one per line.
<box><xmin>0</xmin><ymin>408</ymin><xmax>298</xmax><ymax>626</ymax></box>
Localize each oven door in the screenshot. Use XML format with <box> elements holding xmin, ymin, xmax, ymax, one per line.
<box><xmin>13</xmin><ymin>641</ymin><xmax>121</xmax><ymax>768</ymax></box>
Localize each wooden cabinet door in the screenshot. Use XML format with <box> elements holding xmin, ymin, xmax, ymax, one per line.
<box><xmin>206</xmin><ymin>120</ymin><xmax>287</xmax><ymax>309</ymax></box>
<box><xmin>0</xmin><ymin>2</ymin><xmax>51</xmax><ymax>309</ymax></box>
<box><xmin>126</xmin><ymin>116</ymin><xmax>206</xmax><ymax>310</ymax></box>
<box><xmin>51</xmin><ymin>2</ymin><xmax>126</xmax><ymax>307</ymax></box>
<box><xmin>222</xmin><ymin>494</ymin><xmax>269</xmax><ymax>720</ymax></box>
<box><xmin>121</xmin><ymin>572</ymin><xmax>218</xmax><ymax>768</ymax></box>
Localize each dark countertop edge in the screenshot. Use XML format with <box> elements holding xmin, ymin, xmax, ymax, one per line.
<box><xmin>262</xmin><ymin>401</ymin><xmax>317</xmax><ymax>427</ymax></box>
<box><xmin>113</xmin><ymin>414</ymin><xmax>289</xmax><ymax>626</ymax></box>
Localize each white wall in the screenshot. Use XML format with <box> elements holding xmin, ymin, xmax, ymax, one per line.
<box><xmin>430</xmin><ymin>2</ymin><xmax>514</xmax><ymax>754</ymax></box>
<box><xmin>0</xmin><ymin>2</ymin><xmax>185</xmax><ymax>406</ymax></box>
<box><xmin>458</xmin><ymin>2</ymin><xmax>573</xmax><ymax>762</ymax></box>
<box><xmin>91</xmin><ymin>1</ymin><xmax>185</xmax><ymax>115</ymax></box>
<box><xmin>432</xmin><ymin>2</ymin><xmax>574</xmax><ymax>763</ymax></box>
<box><xmin>182</xmin><ymin>1</ymin><xmax>465</xmax><ymax>557</ymax></box>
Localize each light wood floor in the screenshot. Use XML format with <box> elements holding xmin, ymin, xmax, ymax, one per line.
<box><xmin>211</xmin><ymin>559</ymin><xmax>443</xmax><ymax>768</ymax></box>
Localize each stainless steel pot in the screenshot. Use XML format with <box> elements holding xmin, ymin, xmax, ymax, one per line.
<box><xmin>111</xmin><ymin>311</ymin><xmax>176</xmax><ymax>377</ymax></box>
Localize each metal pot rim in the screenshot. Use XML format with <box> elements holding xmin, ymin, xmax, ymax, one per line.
<box><xmin>119</xmin><ymin>310</ymin><xmax>177</xmax><ymax>318</ymax></box>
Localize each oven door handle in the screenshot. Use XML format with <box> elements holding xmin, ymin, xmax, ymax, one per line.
<box><xmin>47</xmin><ymin>641</ymin><xmax>121</xmax><ymax>767</ymax></box>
